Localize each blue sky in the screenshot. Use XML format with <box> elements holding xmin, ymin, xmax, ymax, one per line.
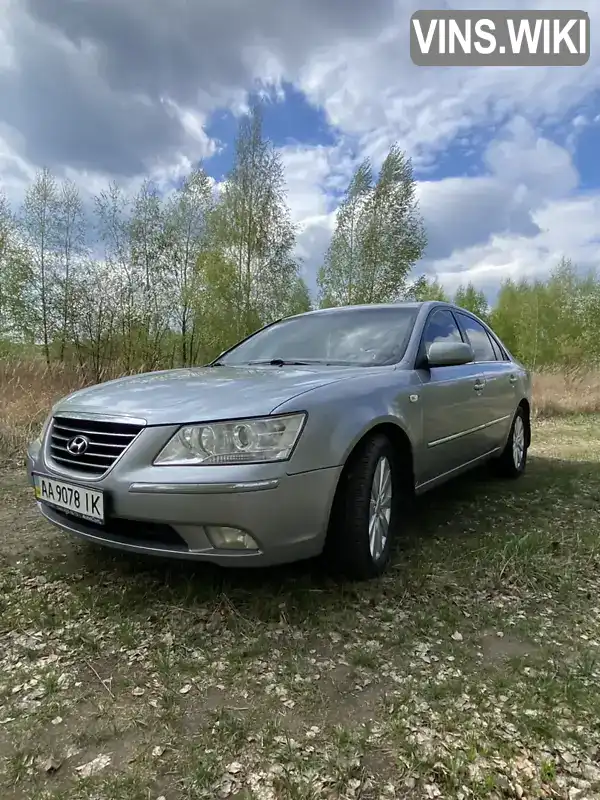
<box><xmin>205</xmin><ymin>83</ymin><xmax>340</xmax><ymax>180</ymax></box>
<box><xmin>1</xmin><ymin>0</ymin><xmax>599</xmax><ymax>300</ymax></box>
<box><xmin>572</xmin><ymin>119</ymin><xmax>600</xmax><ymax>190</ymax></box>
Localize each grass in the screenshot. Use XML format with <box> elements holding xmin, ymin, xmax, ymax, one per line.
<box><xmin>1</xmin><ymin>415</ymin><xmax>600</xmax><ymax>798</ymax></box>
<box><xmin>533</xmin><ymin>368</ymin><xmax>600</xmax><ymax>418</ymax></box>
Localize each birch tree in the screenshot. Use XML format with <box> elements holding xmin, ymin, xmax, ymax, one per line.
<box><xmin>318</xmin><ymin>145</ymin><xmax>426</xmax><ymax>307</ymax></box>
<box><xmin>0</xmin><ymin>190</ymin><xmax>29</xmax><ymax>344</ymax></box>
<box><xmin>94</xmin><ymin>183</ymin><xmax>136</xmax><ymax>370</ymax></box>
<box><xmin>210</xmin><ymin>103</ymin><xmax>301</xmax><ymax>338</ymax></box>
<box><xmin>21</xmin><ymin>168</ymin><xmax>59</xmax><ymax>364</ymax></box>
<box><xmin>284</xmin><ymin>274</ymin><xmax>312</xmax><ymax>316</ymax></box>
<box><xmin>70</xmin><ymin>259</ymin><xmax>119</xmax><ymax>381</ymax></box>
<box><xmin>163</xmin><ymin>168</ymin><xmax>213</xmax><ymax>365</ymax></box>
<box><xmin>129</xmin><ymin>180</ymin><xmax>171</xmax><ymax>367</ymax></box>
<box><xmin>55</xmin><ymin>180</ymin><xmax>86</xmax><ymax>359</ymax></box>
<box><xmin>359</xmin><ymin>145</ymin><xmax>427</xmax><ymax>303</ymax></box>
<box><xmin>317</xmin><ymin>160</ymin><xmax>372</xmax><ymax>307</ymax></box>
<box><xmin>405</xmin><ymin>274</ymin><xmax>449</xmax><ymax>302</ymax></box>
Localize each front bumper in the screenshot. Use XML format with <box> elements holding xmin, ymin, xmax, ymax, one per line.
<box><xmin>26</xmin><ymin>431</ymin><xmax>341</xmax><ymax>568</ymax></box>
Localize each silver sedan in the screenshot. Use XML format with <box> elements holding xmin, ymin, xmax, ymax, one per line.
<box><xmin>26</xmin><ymin>302</ymin><xmax>531</xmax><ymax>579</ymax></box>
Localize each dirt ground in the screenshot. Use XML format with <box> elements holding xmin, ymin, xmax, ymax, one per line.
<box><xmin>1</xmin><ymin>416</ymin><xmax>600</xmax><ymax>800</ymax></box>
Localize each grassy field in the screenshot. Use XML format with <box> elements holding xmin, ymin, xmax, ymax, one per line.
<box><xmin>1</xmin><ymin>414</ymin><xmax>600</xmax><ymax>799</ymax></box>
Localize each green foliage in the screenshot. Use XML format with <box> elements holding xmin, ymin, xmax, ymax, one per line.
<box><xmin>359</xmin><ymin>145</ymin><xmax>427</xmax><ymax>303</ymax></box>
<box><xmin>162</xmin><ymin>168</ymin><xmax>214</xmax><ymax>365</ymax></box>
<box><xmin>318</xmin><ymin>145</ymin><xmax>426</xmax><ymax>307</ymax></box>
<box><xmin>317</xmin><ymin>159</ymin><xmax>372</xmax><ymax>307</ymax></box>
<box><xmin>55</xmin><ymin>179</ymin><xmax>86</xmax><ymax>361</ymax></box>
<box><xmin>0</xmin><ymin>190</ymin><xmax>30</xmax><ymax>343</ymax></box>
<box><xmin>0</xmin><ymin>104</ymin><xmax>311</xmax><ymax>375</ymax></box>
<box><xmin>405</xmin><ymin>275</ymin><xmax>449</xmax><ymax>302</ymax></box>
<box><xmin>195</xmin><ymin>250</ymin><xmax>254</xmax><ymax>361</ymax></box>
<box><xmin>1</xmin><ymin>109</ymin><xmax>599</xmax><ymax>377</ymax></box>
<box><xmin>284</xmin><ymin>275</ymin><xmax>313</xmax><ymax>316</ymax></box>
<box><xmin>406</xmin><ymin>261</ymin><xmax>600</xmax><ymax>371</ymax></box>
<box><xmin>208</xmin><ymin>103</ymin><xmax>302</xmax><ymax>340</ymax></box>
<box><xmin>453</xmin><ymin>282</ymin><xmax>489</xmax><ymax>320</ymax></box>
<box><xmin>490</xmin><ymin>258</ymin><xmax>600</xmax><ymax>369</ymax></box>
<box><xmin>21</xmin><ymin>168</ymin><xmax>60</xmax><ymax>365</ymax></box>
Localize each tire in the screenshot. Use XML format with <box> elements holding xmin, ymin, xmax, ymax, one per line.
<box><xmin>325</xmin><ymin>432</ymin><xmax>405</xmax><ymax>580</ymax></box>
<box><xmin>494</xmin><ymin>405</ymin><xmax>528</xmax><ymax>479</ymax></box>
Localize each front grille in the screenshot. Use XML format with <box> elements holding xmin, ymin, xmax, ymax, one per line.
<box><xmin>48</xmin><ymin>416</ymin><xmax>144</xmax><ymax>477</ymax></box>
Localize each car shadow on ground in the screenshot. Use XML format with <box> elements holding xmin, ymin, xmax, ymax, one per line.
<box><xmin>60</xmin><ymin>452</ymin><xmax>600</xmax><ymax>622</ymax></box>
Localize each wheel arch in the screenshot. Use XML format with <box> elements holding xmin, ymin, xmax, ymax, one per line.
<box><xmin>327</xmin><ymin>421</ymin><xmax>415</xmax><ymax>526</ymax></box>
<box><xmin>323</xmin><ymin>420</ymin><xmax>416</xmax><ymax>572</ymax></box>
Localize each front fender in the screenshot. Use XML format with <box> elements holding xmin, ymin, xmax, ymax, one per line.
<box><xmin>274</xmin><ymin>371</ymin><xmax>422</xmax><ymax>476</ymax></box>
<box><xmin>335</xmin><ymin>413</ymin><xmax>416</xmax><ymax>467</ymax></box>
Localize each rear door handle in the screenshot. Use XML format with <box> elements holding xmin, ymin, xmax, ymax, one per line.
<box><xmin>509</xmin><ymin>374</ymin><xmax>518</xmax><ymax>385</ymax></box>
<box><xmin>474</xmin><ymin>378</ymin><xmax>485</xmax><ymax>392</ymax></box>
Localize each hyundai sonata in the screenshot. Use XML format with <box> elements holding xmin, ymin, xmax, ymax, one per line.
<box><xmin>26</xmin><ymin>302</ymin><xmax>531</xmax><ymax>579</ymax></box>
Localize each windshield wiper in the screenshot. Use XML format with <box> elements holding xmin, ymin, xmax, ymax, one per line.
<box><xmin>246</xmin><ymin>359</ymin><xmax>360</xmax><ymax>367</ymax></box>
<box><xmin>247</xmin><ymin>359</ymin><xmax>321</xmax><ymax>366</ymax></box>
<box><xmin>213</xmin><ymin>358</ymin><xmax>359</xmax><ymax>367</ymax></box>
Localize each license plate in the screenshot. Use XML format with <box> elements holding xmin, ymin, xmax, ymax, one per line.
<box><xmin>33</xmin><ymin>474</ymin><xmax>104</xmax><ymax>524</ymax></box>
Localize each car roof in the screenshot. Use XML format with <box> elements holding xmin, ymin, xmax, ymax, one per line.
<box><xmin>286</xmin><ymin>301</ymin><xmax>465</xmax><ymax>320</ymax></box>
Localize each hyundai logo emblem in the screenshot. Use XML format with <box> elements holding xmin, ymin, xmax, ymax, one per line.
<box><xmin>66</xmin><ymin>435</ymin><xmax>90</xmax><ymax>456</ymax></box>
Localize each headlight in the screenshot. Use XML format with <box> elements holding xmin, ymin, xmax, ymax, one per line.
<box><xmin>154</xmin><ymin>413</ymin><xmax>307</xmax><ymax>466</ymax></box>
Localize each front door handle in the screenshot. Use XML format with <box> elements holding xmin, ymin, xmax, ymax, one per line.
<box><xmin>474</xmin><ymin>379</ymin><xmax>485</xmax><ymax>392</ymax></box>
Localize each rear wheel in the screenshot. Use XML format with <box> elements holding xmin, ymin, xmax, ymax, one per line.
<box><xmin>326</xmin><ymin>433</ymin><xmax>406</xmax><ymax>580</ymax></box>
<box><xmin>494</xmin><ymin>405</ymin><xmax>528</xmax><ymax>478</ymax></box>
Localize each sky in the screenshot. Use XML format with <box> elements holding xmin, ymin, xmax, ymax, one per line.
<box><xmin>0</xmin><ymin>0</ymin><xmax>599</xmax><ymax>302</ymax></box>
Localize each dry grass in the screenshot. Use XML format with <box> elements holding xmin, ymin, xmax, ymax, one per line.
<box><xmin>0</xmin><ymin>361</ymin><xmax>81</xmax><ymax>463</ymax></box>
<box><xmin>532</xmin><ymin>368</ymin><xmax>600</xmax><ymax>418</ymax></box>
<box><xmin>2</xmin><ymin>358</ymin><xmax>600</xmax><ymax>462</ymax></box>
<box><xmin>0</xmin><ymin>360</ymin><xmax>130</xmax><ymax>463</ymax></box>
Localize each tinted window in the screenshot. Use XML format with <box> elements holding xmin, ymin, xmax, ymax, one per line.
<box><xmin>219</xmin><ymin>307</ymin><xmax>419</xmax><ymax>367</ymax></box>
<box><xmin>457</xmin><ymin>314</ymin><xmax>496</xmax><ymax>362</ymax></box>
<box><xmin>423</xmin><ymin>309</ymin><xmax>463</xmax><ymax>351</ymax></box>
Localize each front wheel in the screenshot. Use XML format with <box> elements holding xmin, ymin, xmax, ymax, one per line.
<box><xmin>494</xmin><ymin>406</ymin><xmax>528</xmax><ymax>478</ymax></box>
<box><xmin>326</xmin><ymin>433</ymin><xmax>403</xmax><ymax>580</ymax></box>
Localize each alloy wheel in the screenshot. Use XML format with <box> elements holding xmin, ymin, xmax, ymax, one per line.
<box><xmin>512</xmin><ymin>415</ymin><xmax>525</xmax><ymax>469</ymax></box>
<box><xmin>368</xmin><ymin>456</ymin><xmax>393</xmax><ymax>561</ymax></box>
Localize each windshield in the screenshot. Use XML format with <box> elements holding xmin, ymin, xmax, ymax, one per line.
<box><xmin>218</xmin><ymin>307</ymin><xmax>418</xmax><ymax>367</ymax></box>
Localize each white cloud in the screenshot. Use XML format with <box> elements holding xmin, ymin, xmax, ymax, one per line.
<box><xmin>297</xmin><ymin>0</ymin><xmax>600</xmax><ymax>169</ymax></box>
<box><xmin>430</xmin><ymin>194</ymin><xmax>600</xmax><ymax>299</ymax></box>
<box><xmin>413</xmin><ymin>118</ymin><xmax>600</xmax><ymax>298</ymax></box>
<box><xmin>1</xmin><ymin>0</ymin><xmax>599</xmax><ymax>301</ymax></box>
<box><xmin>279</xmin><ymin>145</ymin><xmax>334</xmax><ymax>223</ymax></box>
<box><xmin>277</xmin><ymin>1</ymin><xmax>600</xmax><ymax>297</ymax></box>
<box><xmin>572</xmin><ymin>114</ymin><xmax>588</xmax><ymax>129</ymax></box>
<box><xmin>278</xmin><ymin>143</ymin><xmax>350</xmax><ymax>288</ymax></box>
<box><xmin>282</xmin><ymin>115</ymin><xmax>600</xmax><ymax>299</ymax></box>
<box><xmin>417</xmin><ymin>117</ymin><xmax>580</xmax><ymax>260</ymax></box>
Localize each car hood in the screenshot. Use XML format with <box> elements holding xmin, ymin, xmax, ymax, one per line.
<box><xmin>53</xmin><ymin>365</ymin><xmax>370</xmax><ymax>425</ymax></box>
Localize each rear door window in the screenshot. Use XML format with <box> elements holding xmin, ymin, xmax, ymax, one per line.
<box><xmin>457</xmin><ymin>314</ymin><xmax>497</xmax><ymax>362</ymax></box>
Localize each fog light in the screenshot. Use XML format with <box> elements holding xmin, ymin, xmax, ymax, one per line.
<box><xmin>205</xmin><ymin>526</ymin><xmax>258</xmax><ymax>551</ymax></box>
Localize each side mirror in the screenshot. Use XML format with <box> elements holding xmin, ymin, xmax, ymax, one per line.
<box><xmin>426</xmin><ymin>340</ymin><xmax>474</xmax><ymax>368</ymax></box>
